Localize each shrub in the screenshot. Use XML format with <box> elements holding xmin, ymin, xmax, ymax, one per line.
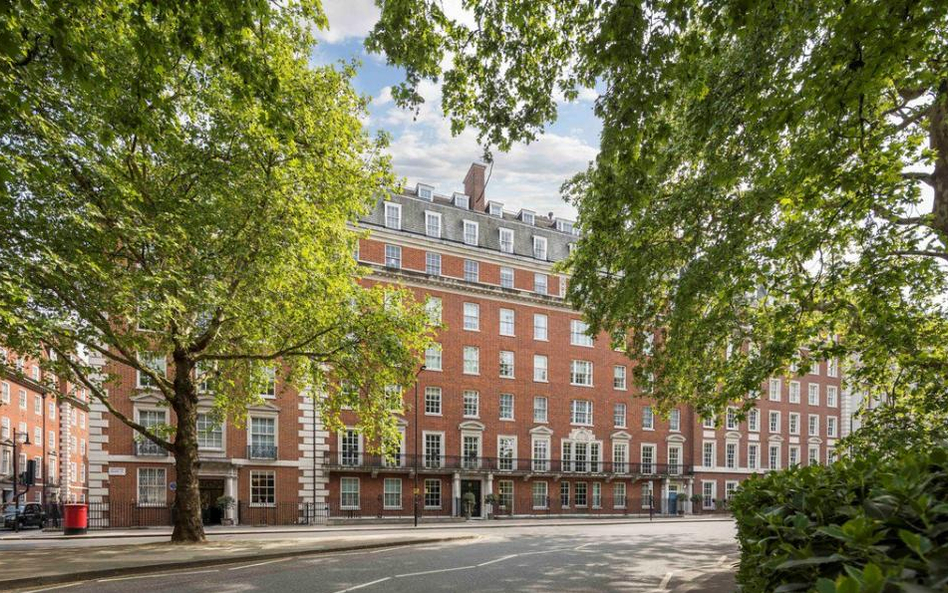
<box><xmin>730</xmin><ymin>444</ymin><xmax>948</xmax><ymax>592</ymax></box>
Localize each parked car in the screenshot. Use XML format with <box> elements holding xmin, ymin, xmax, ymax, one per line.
<box><xmin>2</xmin><ymin>503</ymin><xmax>46</xmax><ymax>529</ymax></box>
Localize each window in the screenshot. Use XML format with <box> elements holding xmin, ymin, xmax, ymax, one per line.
<box><xmin>47</xmin><ymin>430</ymin><xmax>55</xmax><ymax>450</ymax></box>
<box><xmin>808</xmin><ymin>414</ymin><xmax>819</xmax><ymax>436</ymax></box>
<box><xmin>532</xmin><ymin>482</ymin><xmax>548</xmax><ymax>509</ymax></box>
<box><xmin>641</xmin><ymin>444</ymin><xmax>656</xmax><ymax>474</ymax></box>
<box><xmin>827</xmin><ymin>448</ymin><xmax>837</xmax><ymax>464</ymax></box>
<box><xmin>808</xmin><ymin>384</ymin><xmax>820</xmax><ymax>406</ymax></box>
<box><xmin>570</xmin><ymin>360</ymin><xmax>593</xmax><ymax>386</ymax></box>
<box><xmin>417</xmin><ymin>184</ymin><xmax>433</xmax><ymax>201</ymax></box>
<box><xmin>532</xmin><ymin>437</ymin><xmax>550</xmax><ymax>471</ymax></box>
<box><xmin>613</xmin><ymin>366</ymin><xmax>627</xmax><ymax>390</ymax></box>
<box><xmin>703</xmin><ymin>415</ymin><xmax>716</xmax><ymax>429</ymax></box>
<box><xmin>425</xmin><ymin>343</ymin><xmax>442</xmax><ymax>371</ymax></box>
<box><xmin>138</xmin><ymin>467</ymin><xmax>166</xmax><ymax>506</ymax></box>
<box><xmin>789</xmin><ymin>381</ymin><xmax>801</xmax><ymax>404</ymax></box>
<box><xmin>570</xmin><ymin>400</ymin><xmax>592</xmax><ymax>425</ymax></box>
<box><xmin>499</xmin><ymin>393</ymin><xmax>514</xmax><ymax>420</ymax></box>
<box><xmin>560</xmin><ymin>482</ymin><xmax>570</xmax><ymax>507</ymax></box>
<box><xmin>0</xmin><ymin>382</ymin><xmax>8</xmax><ymax>404</ymax></box>
<box><xmin>770</xmin><ymin>445</ymin><xmax>781</xmax><ymax>470</ymax></box>
<box><xmin>384</xmin><ymin>478</ymin><xmax>402</xmax><ymax>509</ymax></box>
<box><xmin>33</xmin><ymin>456</ymin><xmax>42</xmax><ymax>480</ymax></box>
<box><xmin>339</xmin><ymin>429</ymin><xmax>361</xmax><ymax>466</ymax></box>
<box><xmin>463</xmin><ymin>220</ymin><xmax>478</xmax><ymax>246</ymax></box>
<box><xmin>424</xmin><ymin>479</ymin><xmax>442</xmax><ymax>508</ymax></box>
<box><xmin>33</xmin><ymin>427</ymin><xmax>41</xmax><ymax>446</ymax></box>
<box><xmin>462</xmin><ymin>434</ymin><xmax>481</xmax><ymax>469</ymax></box>
<box><xmin>498</xmin><ymin>437</ymin><xmax>516</xmax><ymax>470</ymax></box>
<box><xmin>340</xmin><ymin>477</ymin><xmax>360</xmax><ymax>509</ymax></box>
<box><xmin>18</xmin><ymin>389</ymin><xmax>26</xmax><ymax>409</ymax></box>
<box><xmin>533</xmin><ymin>397</ymin><xmax>548</xmax><ymax>423</ymax></box>
<box><xmin>0</xmin><ymin>417</ymin><xmax>8</xmax><ymax>441</ymax></box>
<box><xmin>249</xmin><ymin>416</ymin><xmax>276</xmax><ymax>459</ymax></box>
<box><xmin>463</xmin><ymin>391</ymin><xmax>479</xmax><ymax>418</ymax></box>
<box><xmin>613</xmin><ymin>403</ymin><xmax>627</xmax><ymax>428</ymax></box>
<box><xmin>789</xmin><ymin>446</ymin><xmax>800</xmax><ymax>466</ymax></box>
<box><xmin>534</xmin><ymin>273</ymin><xmax>548</xmax><ymax>295</ymax></box>
<box><xmin>384</xmin><ymin>202</ymin><xmax>401</xmax><ymax>229</ymax></box>
<box><xmin>499</xmin><ymin>228</ymin><xmax>514</xmax><ymax>253</ymax></box>
<box><xmin>769</xmin><ymin>411</ymin><xmax>781</xmax><ymax>433</ymax></box>
<box><xmin>808</xmin><ymin>445</ymin><xmax>820</xmax><ymax>465</ymax></box>
<box><xmin>463</xmin><ymin>347</ymin><xmax>479</xmax><ymax>375</ymax></box>
<box><xmin>670</xmin><ymin>409</ymin><xmax>681</xmax><ymax>431</ymax></box>
<box><xmin>789</xmin><ymin>412</ymin><xmax>800</xmax><ymax>435</ymax></box>
<box><xmin>768</xmin><ymin>378</ymin><xmax>781</xmax><ymax>401</ymax></box>
<box><xmin>464</xmin><ymin>259</ymin><xmax>479</xmax><ymax>282</ymax></box>
<box><xmin>574</xmin><ymin>482</ymin><xmax>588</xmax><ymax>507</ymax></box>
<box><xmin>463</xmin><ymin>303</ymin><xmax>480</xmax><ymax>331</ymax></box>
<box><xmin>614</xmin><ymin>483</ymin><xmax>627</xmax><ymax>508</ymax></box>
<box><xmin>424</xmin><ymin>433</ymin><xmax>444</xmax><ymax>468</ymax></box>
<box><xmin>384</xmin><ymin>244</ymin><xmax>401</xmax><ymax>268</ymax></box>
<box><xmin>425</xmin><ymin>211</ymin><xmax>441</xmax><ymax>237</ymax></box>
<box><xmin>726</xmin><ymin>442</ymin><xmax>737</xmax><ymax>468</ymax></box>
<box><xmin>533</xmin><ymin>355</ymin><xmax>548</xmax><ymax>382</ymax></box>
<box><xmin>137</xmin><ymin>409</ymin><xmax>167</xmax><ymax>455</ymax></box>
<box><xmin>499</xmin><ymin>309</ymin><xmax>515</xmax><ymax>336</ymax></box>
<box><xmin>828</xmin><ymin>359</ymin><xmax>839</xmax><ymax>377</ymax></box>
<box><xmin>533</xmin><ymin>236</ymin><xmax>548</xmax><ymax>260</ymax></box>
<box><xmin>810</xmin><ymin>360</ymin><xmax>820</xmax><ymax>375</ymax></box>
<box><xmin>425</xmin><ymin>252</ymin><xmax>441</xmax><ymax>275</ymax></box>
<box><xmin>643</xmin><ymin>482</ymin><xmax>655</xmax><ymax>508</ymax></box>
<box><xmin>570</xmin><ymin>320</ymin><xmax>593</xmax><ymax>346</ymax></box>
<box><xmin>725</xmin><ymin>481</ymin><xmax>739</xmax><ymax>501</ymax></box>
<box><xmin>827</xmin><ymin>385</ymin><xmax>838</xmax><ymax>407</ymax></box>
<box><xmin>748</xmin><ymin>409</ymin><xmax>760</xmax><ymax>432</ymax></box>
<box><xmin>670</xmin><ymin>445</ymin><xmax>686</xmax><ymax>476</ymax></box>
<box><xmin>591</xmin><ymin>482</ymin><xmax>602</xmax><ymax>508</ymax></box>
<box><xmin>499</xmin><ymin>351</ymin><xmax>515</xmax><ymax>378</ymax></box>
<box><xmin>613</xmin><ymin>442</ymin><xmax>629</xmax><ymax>473</ymax></box>
<box><xmin>197</xmin><ymin>413</ymin><xmax>223</xmax><ymax>450</ymax></box>
<box><xmin>260</xmin><ymin>366</ymin><xmax>276</xmax><ymax>398</ymax></box>
<box><xmin>642</xmin><ymin>406</ymin><xmax>654</xmax><ymax>430</ymax></box>
<box><xmin>703</xmin><ymin>442</ymin><xmax>715</xmax><ymax>468</ymax></box>
<box><xmin>827</xmin><ymin>416</ymin><xmax>838</xmax><ymax>437</ymax></box>
<box><xmin>425</xmin><ymin>387</ymin><xmax>442</xmax><ymax>415</ymax></box>
<box><xmin>500</xmin><ymin>267</ymin><xmax>514</xmax><ymax>288</ymax></box>
<box><xmin>426</xmin><ymin>297</ymin><xmax>442</xmax><ymax>324</ymax></box>
<box><xmin>748</xmin><ymin>443</ymin><xmax>759</xmax><ymax>470</ymax></box>
<box><xmin>137</xmin><ymin>352</ymin><xmax>166</xmax><ymax>388</ymax></box>
<box><xmin>726</xmin><ymin>408</ymin><xmax>739</xmax><ymax>430</ymax></box>
<box><xmin>33</xmin><ymin>395</ymin><xmax>41</xmax><ymax>415</ymax></box>
<box><xmin>533</xmin><ymin>314</ymin><xmax>548</xmax><ymax>341</ymax></box>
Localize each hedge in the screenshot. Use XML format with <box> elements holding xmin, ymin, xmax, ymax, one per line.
<box><xmin>730</xmin><ymin>443</ymin><xmax>948</xmax><ymax>592</ymax></box>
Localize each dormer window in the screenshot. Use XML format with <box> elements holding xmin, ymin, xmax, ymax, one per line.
<box><xmin>556</xmin><ymin>219</ymin><xmax>574</xmax><ymax>234</ymax></box>
<box><xmin>384</xmin><ymin>202</ymin><xmax>401</xmax><ymax>230</ymax></box>
<box><xmin>425</xmin><ymin>211</ymin><xmax>442</xmax><ymax>238</ymax></box>
<box><xmin>453</xmin><ymin>192</ymin><xmax>470</xmax><ymax>209</ymax></box>
<box><xmin>463</xmin><ymin>220</ymin><xmax>479</xmax><ymax>246</ymax></box>
<box><xmin>520</xmin><ymin>210</ymin><xmax>535</xmax><ymax>225</ymax></box>
<box><xmin>533</xmin><ymin>236</ymin><xmax>548</xmax><ymax>260</ymax></box>
<box><xmin>417</xmin><ymin>183</ymin><xmax>434</xmax><ymax>201</ymax></box>
<box><xmin>499</xmin><ymin>228</ymin><xmax>514</xmax><ymax>254</ymax></box>
<box><xmin>488</xmin><ymin>202</ymin><xmax>503</xmax><ymax>217</ymax></box>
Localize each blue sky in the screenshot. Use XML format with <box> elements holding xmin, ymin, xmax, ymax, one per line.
<box><xmin>312</xmin><ymin>0</ymin><xmax>601</xmax><ymax>219</ymax></box>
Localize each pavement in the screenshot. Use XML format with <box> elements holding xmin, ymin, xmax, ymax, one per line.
<box><xmin>0</xmin><ymin>519</ymin><xmax>739</xmax><ymax>592</ymax></box>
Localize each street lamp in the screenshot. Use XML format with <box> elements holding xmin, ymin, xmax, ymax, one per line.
<box><xmin>413</xmin><ymin>364</ymin><xmax>426</xmax><ymax>528</ymax></box>
<box><xmin>1</xmin><ymin>428</ymin><xmax>32</xmax><ymax>532</ymax></box>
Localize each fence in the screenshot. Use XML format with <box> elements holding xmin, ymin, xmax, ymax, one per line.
<box><xmin>237</xmin><ymin>502</ymin><xmax>328</xmax><ymax>526</ymax></box>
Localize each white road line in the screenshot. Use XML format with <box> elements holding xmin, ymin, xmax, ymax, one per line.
<box><xmin>657</xmin><ymin>571</ymin><xmax>675</xmax><ymax>590</ymax></box>
<box><xmin>331</xmin><ymin>577</ymin><xmax>392</xmax><ymax>593</ymax></box>
<box><xmin>228</xmin><ymin>557</ymin><xmax>293</xmax><ymax>570</ymax></box>
<box><xmin>476</xmin><ymin>554</ymin><xmax>518</xmax><ymax>567</ymax></box>
<box><xmin>20</xmin><ymin>583</ymin><xmax>84</xmax><ymax>593</ymax></box>
<box><xmin>573</xmin><ymin>542</ymin><xmax>600</xmax><ymax>550</ymax></box>
<box><xmin>97</xmin><ymin>569</ymin><xmax>219</xmax><ymax>582</ymax></box>
<box><xmin>718</xmin><ymin>554</ymin><xmax>729</xmax><ymax>566</ymax></box>
<box><xmin>395</xmin><ymin>565</ymin><xmax>477</xmax><ymax>578</ymax></box>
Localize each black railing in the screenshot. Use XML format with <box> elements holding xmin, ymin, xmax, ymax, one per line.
<box><xmin>327</xmin><ymin>494</ymin><xmax>453</xmax><ymax>519</ymax></box>
<box><xmin>247</xmin><ymin>444</ymin><xmax>278</xmax><ymax>459</ymax></box>
<box><xmin>324</xmin><ymin>452</ymin><xmax>693</xmax><ymax>476</ymax></box>
<box><xmin>135</xmin><ymin>441</ymin><xmax>169</xmax><ymax>457</ymax></box>
<box><xmin>237</xmin><ymin>502</ymin><xmax>328</xmax><ymax>526</ymax></box>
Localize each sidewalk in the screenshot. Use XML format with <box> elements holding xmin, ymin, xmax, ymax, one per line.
<box><xmin>0</xmin><ymin>533</ymin><xmax>479</xmax><ymax>591</ymax></box>
<box><xmin>0</xmin><ymin>514</ymin><xmax>733</xmax><ymax>541</ymax></box>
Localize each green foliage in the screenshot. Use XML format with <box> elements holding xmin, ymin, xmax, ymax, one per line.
<box><xmin>730</xmin><ymin>445</ymin><xmax>948</xmax><ymax>592</ymax></box>
<box><xmin>369</xmin><ymin>0</ymin><xmax>948</xmax><ymax>451</ymax></box>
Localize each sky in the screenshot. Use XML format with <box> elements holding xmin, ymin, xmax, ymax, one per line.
<box><xmin>311</xmin><ymin>0</ymin><xmax>601</xmax><ymax>220</ymax></box>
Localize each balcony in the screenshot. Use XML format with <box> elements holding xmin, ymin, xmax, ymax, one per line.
<box><xmin>135</xmin><ymin>441</ymin><xmax>169</xmax><ymax>457</ymax></box>
<box><xmin>323</xmin><ymin>452</ymin><xmax>692</xmax><ymax>477</ymax></box>
<box><xmin>247</xmin><ymin>444</ymin><xmax>278</xmax><ymax>460</ymax></box>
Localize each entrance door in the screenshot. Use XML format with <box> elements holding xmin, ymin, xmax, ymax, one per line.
<box><xmin>460</xmin><ymin>480</ymin><xmax>482</xmax><ymax>518</ymax></box>
<box><xmin>667</xmin><ymin>484</ymin><xmax>679</xmax><ymax>515</ymax></box>
<box><xmin>199</xmin><ymin>478</ymin><xmax>225</xmax><ymax>525</ymax></box>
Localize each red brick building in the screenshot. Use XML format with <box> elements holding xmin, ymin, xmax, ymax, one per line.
<box><xmin>89</xmin><ymin>162</ymin><xmax>849</xmax><ymax>525</ymax></box>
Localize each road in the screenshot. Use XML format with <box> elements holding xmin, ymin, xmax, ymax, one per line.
<box><xmin>15</xmin><ymin>521</ymin><xmax>738</xmax><ymax>593</ymax></box>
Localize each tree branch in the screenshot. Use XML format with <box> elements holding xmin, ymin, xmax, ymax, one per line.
<box><xmin>887</xmin><ymin>249</ymin><xmax>948</xmax><ymax>262</ymax></box>
<box><xmin>902</xmin><ymin>171</ymin><xmax>934</xmax><ymax>186</ymax></box>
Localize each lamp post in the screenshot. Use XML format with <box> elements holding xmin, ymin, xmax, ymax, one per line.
<box><xmin>2</xmin><ymin>428</ymin><xmax>31</xmax><ymax>532</ymax></box>
<box><xmin>413</xmin><ymin>364</ymin><xmax>426</xmax><ymax>528</ymax></box>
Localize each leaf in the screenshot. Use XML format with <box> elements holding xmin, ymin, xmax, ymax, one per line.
<box><xmin>777</xmin><ymin>554</ymin><xmax>845</xmax><ymax>569</ymax></box>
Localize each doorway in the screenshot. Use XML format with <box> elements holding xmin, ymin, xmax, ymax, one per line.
<box><xmin>199</xmin><ymin>478</ymin><xmax>225</xmax><ymax>525</ymax></box>
<box><xmin>460</xmin><ymin>480</ymin><xmax>482</xmax><ymax>518</ymax></box>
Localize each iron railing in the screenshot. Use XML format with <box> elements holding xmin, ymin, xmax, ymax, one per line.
<box><xmin>247</xmin><ymin>444</ymin><xmax>278</xmax><ymax>460</ymax></box>
<box><xmin>134</xmin><ymin>441</ymin><xmax>169</xmax><ymax>457</ymax></box>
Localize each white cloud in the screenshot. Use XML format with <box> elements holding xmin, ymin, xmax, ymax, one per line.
<box><xmin>371</xmin><ymin>86</ymin><xmax>393</xmax><ymax>107</ymax></box>
<box><xmin>315</xmin><ymin>0</ymin><xmax>379</xmax><ymax>44</ymax></box>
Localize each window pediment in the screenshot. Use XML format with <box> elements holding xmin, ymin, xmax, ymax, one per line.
<box><xmin>665</xmin><ymin>434</ymin><xmax>686</xmax><ymax>443</ymax></box>
<box><xmin>611</xmin><ymin>430</ymin><xmax>632</xmax><ymax>441</ymax></box>
<box><xmin>530</xmin><ymin>425</ymin><xmax>553</xmax><ymax>436</ymax></box>
<box><xmin>567</xmin><ymin>427</ymin><xmax>596</xmax><ymax>442</ymax></box>
<box><xmin>458</xmin><ymin>420</ymin><xmax>486</xmax><ymax>431</ymax></box>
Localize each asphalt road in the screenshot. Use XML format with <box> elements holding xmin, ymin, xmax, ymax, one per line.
<box><xmin>16</xmin><ymin>522</ymin><xmax>738</xmax><ymax>593</ymax></box>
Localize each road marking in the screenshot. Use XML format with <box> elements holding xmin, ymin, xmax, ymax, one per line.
<box><xmin>331</xmin><ymin>577</ymin><xmax>392</xmax><ymax>592</ymax></box>
<box><xmin>20</xmin><ymin>584</ymin><xmax>84</xmax><ymax>593</ymax></box>
<box><xmin>657</xmin><ymin>571</ymin><xmax>675</xmax><ymax>590</ymax></box>
<box><xmin>97</xmin><ymin>569</ymin><xmax>219</xmax><ymax>582</ymax></box>
<box><xmin>396</xmin><ymin>565</ymin><xmax>476</xmax><ymax>578</ymax></box>
<box><xmin>574</xmin><ymin>542</ymin><xmax>599</xmax><ymax>550</ymax></box>
<box><xmin>477</xmin><ymin>554</ymin><xmax>518</xmax><ymax>567</ymax></box>
<box><xmin>228</xmin><ymin>557</ymin><xmax>293</xmax><ymax>570</ymax></box>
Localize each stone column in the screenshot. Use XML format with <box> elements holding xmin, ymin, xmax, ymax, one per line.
<box><xmin>452</xmin><ymin>472</ymin><xmax>461</xmax><ymax>516</ymax></box>
<box><xmin>225</xmin><ymin>471</ymin><xmax>237</xmax><ymax>525</ymax></box>
<box><xmin>485</xmin><ymin>473</ymin><xmax>494</xmax><ymax>518</ymax></box>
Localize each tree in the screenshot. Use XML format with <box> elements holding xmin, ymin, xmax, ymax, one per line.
<box><xmin>368</xmin><ymin>0</ymin><xmax>948</xmax><ymax>450</ymax></box>
<box><xmin>0</xmin><ymin>1</ymin><xmax>433</xmax><ymax>542</ymax></box>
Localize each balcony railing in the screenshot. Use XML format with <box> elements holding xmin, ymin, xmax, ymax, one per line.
<box><xmin>247</xmin><ymin>444</ymin><xmax>278</xmax><ymax>460</ymax></box>
<box><xmin>323</xmin><ymin>452</ymin><xmax>692</xmax><ymax>477</ymax></box>
<box><xmin>135</xmin><ymin>441</ymin><xmax>169</xmax><ymax>457</ymax></box>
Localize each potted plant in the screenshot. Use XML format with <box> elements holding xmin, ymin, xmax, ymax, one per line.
<box><xmin>484</xmin><ymin>493</ymin><xmax>500</xmax><ymax>519</ymax></box>
<box><xmin>690</xmin><ymin>493</ymin><xmax>703</xmax><ymax>514</ymax></box>
<box><xmin>462</xmin><ymin>491</ymin><xmax>476</xmax><ymax>519</ymax></box>
<box><xmin>216</xmin><ymin>495</ymin><xmax>235</xmax><ymax>525</ymax></box>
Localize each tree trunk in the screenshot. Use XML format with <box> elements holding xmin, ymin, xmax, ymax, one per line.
<box><xmin>170</xmin><ymin>351</ymin><xmax>205</xmax><ymax>543</ymax></box>
<box><xmin>930</xmin><ymin>81</ymin><xmax>948</xmax><ymax>244</ymax></box>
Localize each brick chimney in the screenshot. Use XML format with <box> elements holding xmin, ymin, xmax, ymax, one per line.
<box><xmin>464</xmin><ymin>162</ymin><xmax>487</xmax><ymax>211</ymax></box>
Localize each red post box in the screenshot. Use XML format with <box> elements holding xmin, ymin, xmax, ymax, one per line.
<box><xmin>63</xmin><ymin>503</ymin><xmax>88</xmax><ymax>535</ymax></box>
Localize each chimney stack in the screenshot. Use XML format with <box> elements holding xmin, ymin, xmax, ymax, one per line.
<box><xmin>464</xmin><ymin>162</ymin><xmax>487</xmax><ymax>211</ymax></box>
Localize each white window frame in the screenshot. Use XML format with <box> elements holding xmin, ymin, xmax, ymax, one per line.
<box><xmin>789</xmin><ymin>381</ymin><xmax>801</xmax><ymax>404</ymax></box>
<box><xmin>463</xmin><ymin>220</ymin><xmax>479</xmax><ymax>246</ymax></box>
<box><xmin>703</xmin><ymin>441</ymin><xmax>716</xmax><ymax>468</ymax></box>
<box><xmin>499</xmin><ymin>393</ymin><xmax>515</xmax><ymax>420</ymax></box>
<box><xmin>769</xmin><ymin>378</ymin><xmax>781</xmax><ymax>401</ymax></box>
<box><xmin>570</xmin><ymin>399</ymin><xmax>593</xmax><ymax>426</ymax></box>
<box><xmin>614</xmin><ymin>403</ymin><xmax>627</xmax><ymax>428</ymax></box>
<box><xmin>533</xmin><ymin>355</ymin><xmax>549</xmax><ymax>383</ymax></box>
<box><xmin>533</xmin><ymin>314</ymin><xmax>548</xmax><ymax>341</ymax></box>
<box><xmin>425</xmin><ymin>343</ymin><xmax>443</xmax><ymax>371</ymax></box>
<box><xmin>499</xmin><ymin>350</ymin><xmax>515</xmax><ymax>378</ymax></box>
<box><xmin>500</xmin><ymin>266</ymin><xmax>514</xmax><ymax>288</ymax></box>
<box><xmin>463</xmin><ymin>302</ymin><xmax>480</xmax><ymax>331</ymax></box>
<box><xmin>383</xmin><ymin>477</ymin><xmax>402</xmax><ymax>509</ymax></box>
<box><xmin>613</xmin><ymin>365</ymin><xmax>627</xmax><ymax>390</ymax></box>
<box><xmin>384</xmin><ymin>244</ymin><xmax>401</xmax><ymax>269</ymax></box>
<box><xmin>498</xmin><ymin>228</ymin><xmax>515</xmax><ymax>253</ymax></box>
<box><xmin>424</xmin><ymin>211</ymin><xmax>442</xmax><ymax>238</ymax></box>
<box><xmin>533</xmin><ymin>236</ymin><xmax>548</xmax><ymax>260</ymax></box>
<box><xmin>570</xmin><ymin>319</ymin><xmax>594</xmax><ymax>347</ymax></box>
<box><xmin>533</xmin><ymin>396</ymin><xmax>548</xmax><ymax>423</ymax></box>
<box><xmin>424</xmin><ymin>387</ymin><xmax>442</xmax><ymax>416</ymax></box>
<box><xmin>425</xmin><ymin>251</ymin><xmax>441</xmax><ymax>276</ymax></box>
<box><xmin>384</xmin><ymin>201</ymin><xmax>402</xmax><ymax>230</ymax></box>
<box><xmin>570</xmin><ymin>360</ymin><xmax>593</xmax><ymax>387</ymax></box>
<box><xmin>137</xmin><ymin>467</ymin><xmax>167</xmax><ymax>506</ymax></box>
<box><xmin>534</xmin><ymin>273</ymin><xmax>548</xmax><ymax>295</ymax></box>
<box><xmin>340</xmin><ymin>476</ymin><xmax>360</xmax><ymax>510</ymax></box>
<box><xmin>499</xmin><ymin>308</ymin><xmax>515</xmax><ymax>336</ymax></box>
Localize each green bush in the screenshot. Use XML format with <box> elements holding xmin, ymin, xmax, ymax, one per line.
<box><xmin>730</xmin><ymin>444</ymin><xmax>948</xmax><ymax>592</ymax></box>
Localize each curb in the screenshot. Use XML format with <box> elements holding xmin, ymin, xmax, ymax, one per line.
<box><xmin>1</xmin><ymin>517</ymin><xmax>734</xmax><ymax>541</ymax></box>
<box><xmin>1</xmin><ymin>535</ymin><xmax>477</xmax><ymax>591</ymax></box>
